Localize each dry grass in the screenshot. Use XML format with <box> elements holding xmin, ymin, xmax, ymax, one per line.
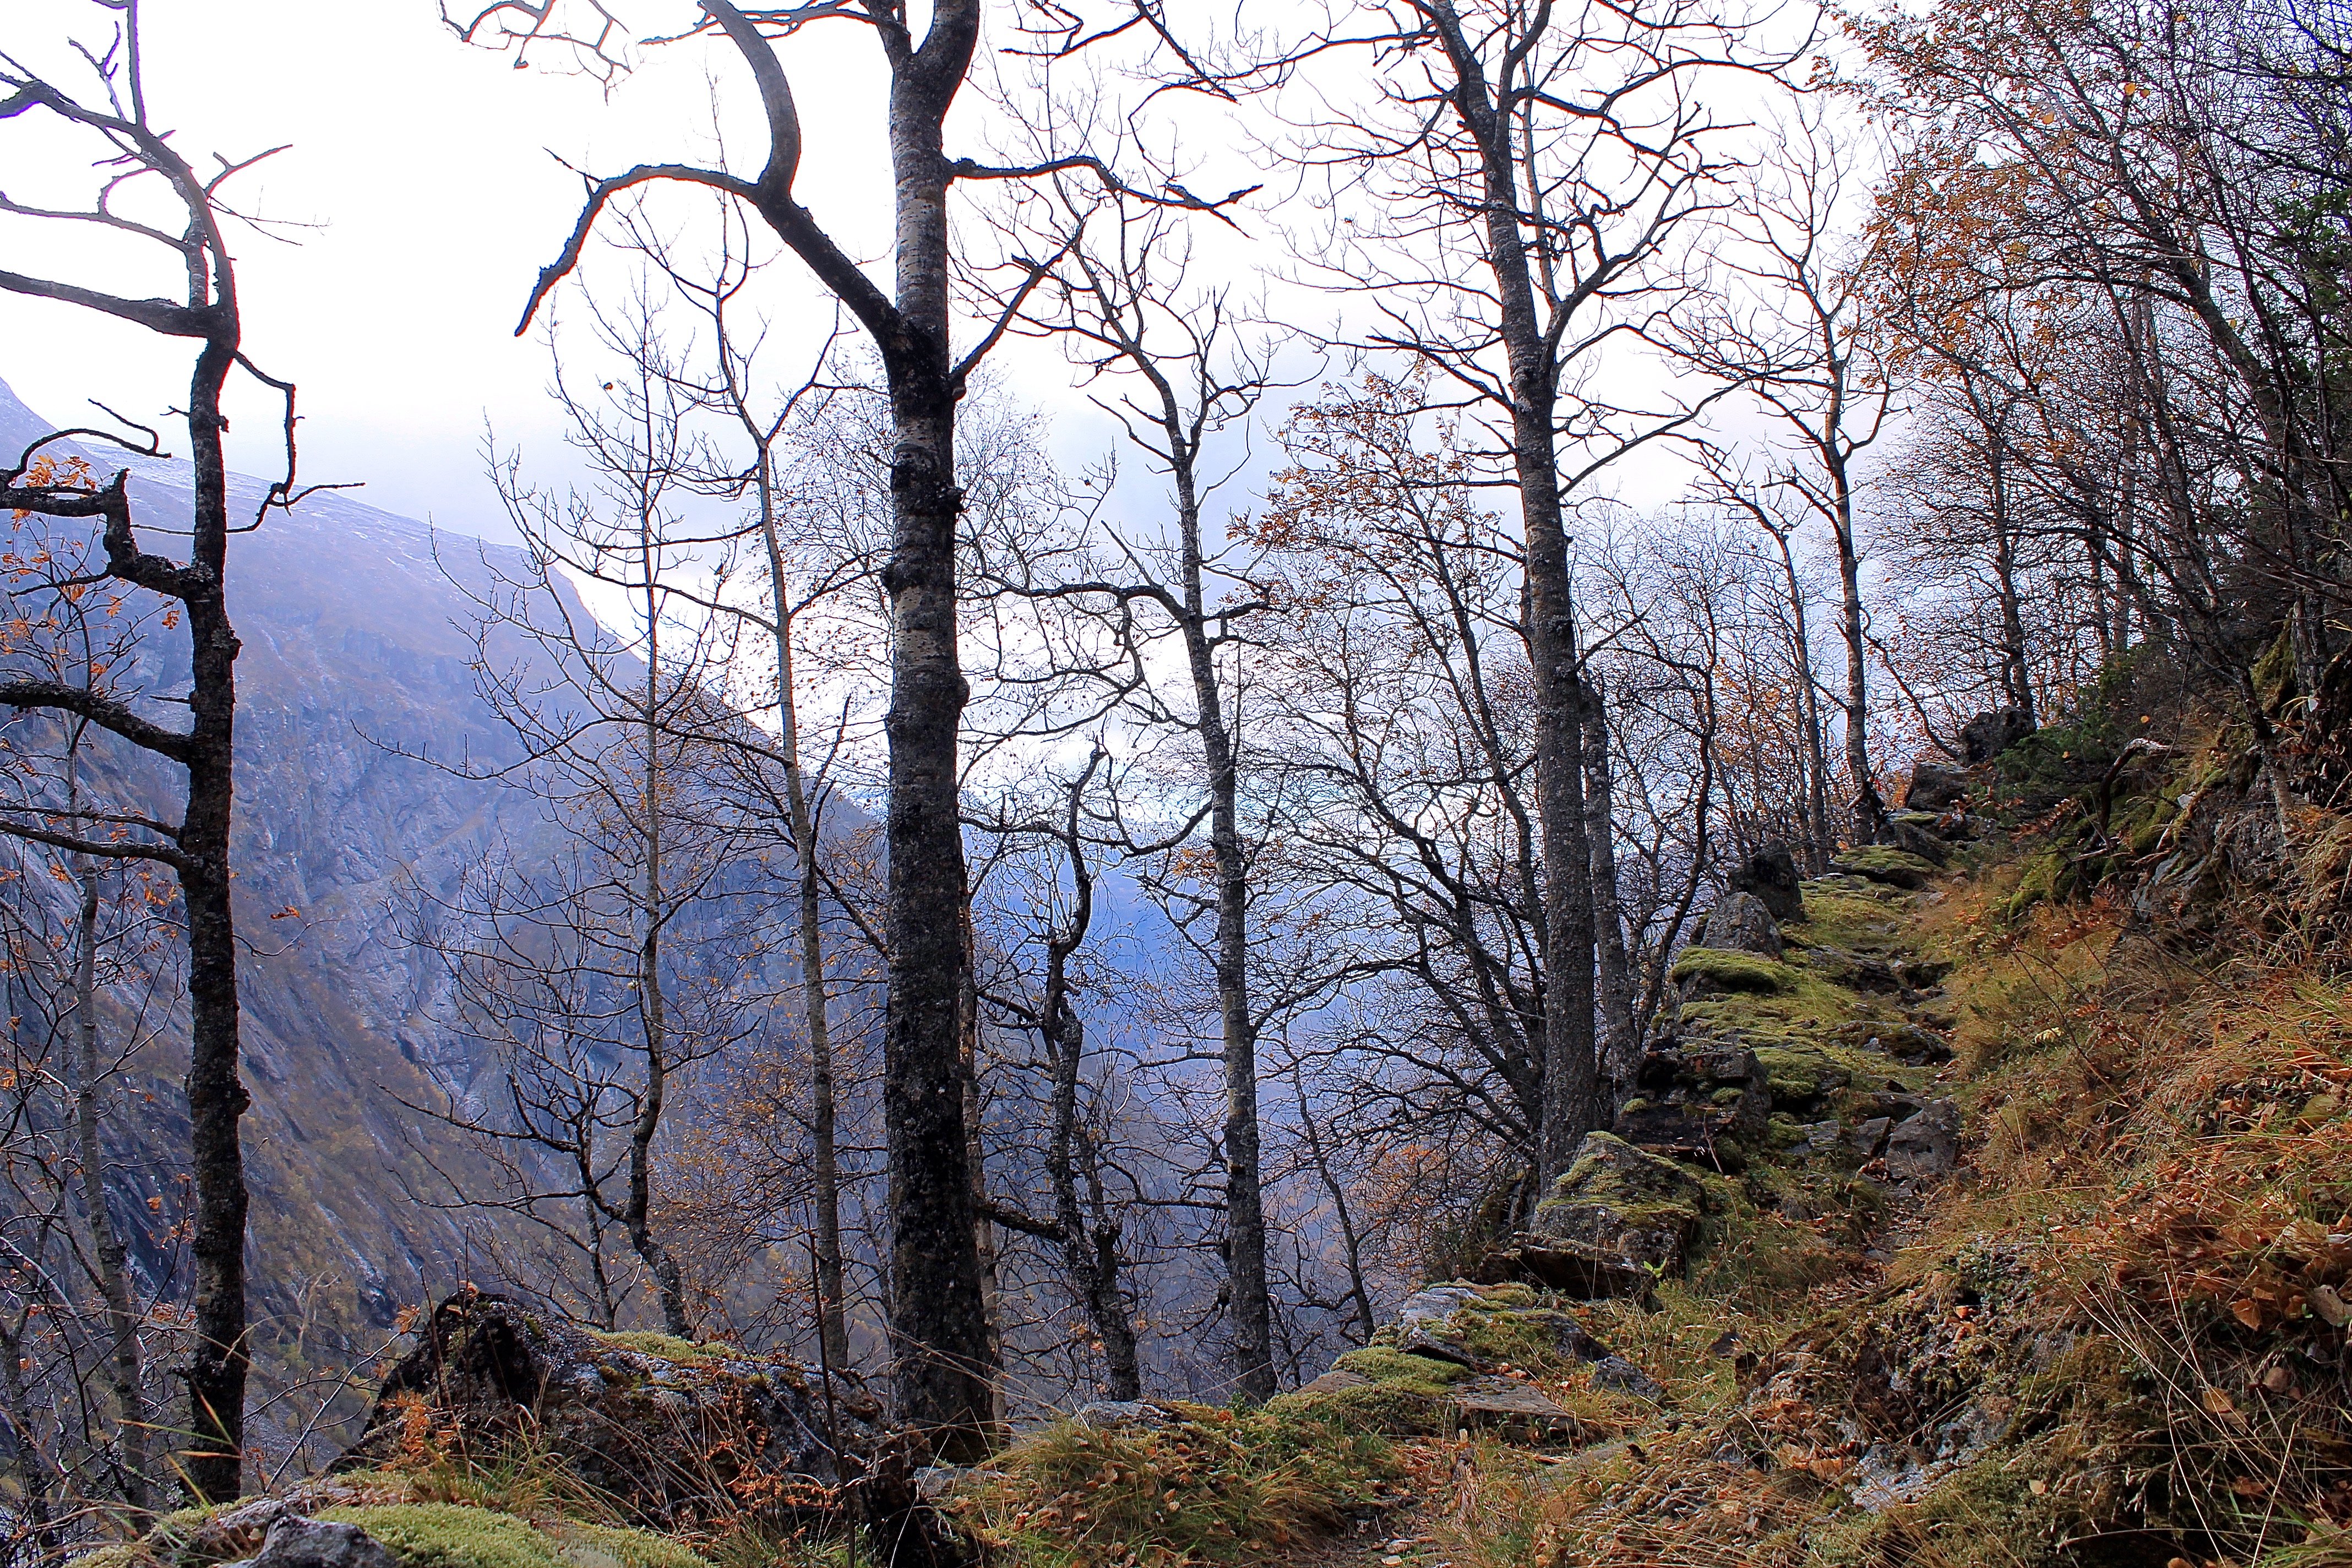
<box><xmin>945</xmin><ymin>1403</ymin><xmax>1403</xmax><ymax>1568</ymax></box>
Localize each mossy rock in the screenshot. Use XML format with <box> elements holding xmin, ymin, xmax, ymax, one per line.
<box><xmin>1830</xmin><ymin>846</ymin><xmax>1942</xmax><ymax>889</ymax></box>
<box><xmin>1266</xmin><ymin>1379</ymin><xmax>1450</xmax><ymax>1435</ymax></box>
<box><xmin>337</xmin><ymin>1290</ymin><xmax>873</xmax><ymax>1528</ymax></box>
<box><xmin>590</xmin><ymin>1330</ymin><xmax>735</xmax><ymax>1364</ymax></box>
<box><xmin>1750</xmin><ymin>1044</ymin><xmax>1852</xmax><ymax>1103</ymax></box>
<box><xmin>1533</xmin><ymin>1133</ymin><xmax>1716</xmax><ymax>1273</ymax></box>
<box><xmin>317</xmin><ymin>1506</ymin><xmax>709</xmax><ymax>1568</ymax></box>
<box><xmin>1331</xmin><ymin>1344</ymin><xmax>1472</xmax><ymax>1396</ymax></box>
<box><xmin>1669</xmin><ymin>946</ymin><xmax>1800</xmax><ymax>996</ymax></box>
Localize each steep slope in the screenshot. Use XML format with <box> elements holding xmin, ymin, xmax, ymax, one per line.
<box><xmin>930</xmin><ymin>765</ymin><xmax>2351</xmax><ymax>1567</ymax></box>
<box><xmin>0</xmin><ymin>378</ymin><xmax>568</xmax><ymax>1394</ymax></box>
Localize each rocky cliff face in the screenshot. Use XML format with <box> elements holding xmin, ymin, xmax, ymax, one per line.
<box><xmin>0</xmin><ymin>378</ymin><xmax>584</xmax><ymax>1380</ymax></box>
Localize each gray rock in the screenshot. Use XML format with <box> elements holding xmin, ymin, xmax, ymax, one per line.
<box><xmin>1885</xmin><ymin>1099</ymin><xmax>1962</xmax><ymax>1180</ymax></box>
<box><xmin>1848</xmin><ymin>1116</ymin><xmax>1893</xmax><ymax>1159</ymax></box>
<box><xmin>246</xmin><ymin>1519</ymin><xmax>401</xmax><ymax>1568</ymax></box>
<box><xmin>1588</xmin><ymin>1355</ymin><xmax>1665</xmax><ymax>1401</ymax></box>
<box><xmin>1534</xmin><ymin>1132</ymin><xmax>1714</xmax><ymax>1273</ymax></box>
<box><xmin>1394</xmin><ymin>1284</ymin><xmax>1486</xmax><ymax>1329</ymax></box>
<box><xmin>1693</xmin><ymin>891</ymin><xmax>1783</xmax><ymax>960</ymax></box>
<box><xmin>1961</xmin><ymin>707</ymin><xmax>2035</xmax><ymax>764</ymax></box>
<box><xmin>1470</xmin><ymin>1238</ymin><xmax>1656</xmax><ymax>1301</ymax></box>
<box><xmin>1889</xmin><ymin>816</ymin><xmax>1952</xmax><ymax>867</ymax></box>
<box><xmin>1904</xmin><ymin>763</ymin><xmax>1970</xmax><ymax>813</ymax></box>
<box><xmin>1727</xmin><ymin>841</ymin><xmax>1805</xmax><ymax>921</ymax></box>
<box><xmin>1452</xmin><ymin>1376</ymin><xmax>1581</xmax><ymax>1433</ymax></box>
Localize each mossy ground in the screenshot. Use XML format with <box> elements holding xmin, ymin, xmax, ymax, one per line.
<box><xmin>944</xmin><ymin>1404</ymin><xmax>1402</xmax><ymax>1568</ymax></box>
<box><xmin>317</xmin><ymin>1506</ymin><xmax>711</xmax><ymax>1568</ymax></box>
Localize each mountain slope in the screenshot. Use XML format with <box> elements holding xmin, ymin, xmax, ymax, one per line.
<box><xmin>1</xmin><ymin>377</ymin><xmax>571</xmax><ymax>1413</ymax></box>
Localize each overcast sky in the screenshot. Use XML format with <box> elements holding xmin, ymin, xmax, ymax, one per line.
<box><xmin>3</xmin><ymin>2</ymin><xmax>1783</xmax><ymax>549</ymax></box>
<box><xmin>1</xmin><ymin>2</ymin><xmax>1150</xmax><ymax>537</ymax></box>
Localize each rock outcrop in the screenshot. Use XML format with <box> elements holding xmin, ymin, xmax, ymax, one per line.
<box><xmin>1691</xmin><ymin>890</ymin><xmax>1783</xmax><ymax>960</ymax></box>
<box><xmin>1903</xmin><ymin>762</ymin><xmax>1970</xmax><ymax>813</ymax></box>
<box><xmin>1530</xmin><ymin>1132</ymin><xmax>1725</xmax><ymax>1273</ymax></box>
<box><xmin>335</xmin><ymin>1289</ymin><xmax>880</xmax><ymax>1526</ymax></box>
<box><xmin>1727</xmin><ymin>840</ymin><xmax>1805</xmax><ymax>921</ymax></box>
<box><xmin>1960</xmin><ymin>706</ymin><xmax>2036</xmax><ymax>763</ymax></box>
<box><xmin>1614</xmin><ymin>1047</ymin><xmax>1771</xmax><ymax>1169</ymax></box>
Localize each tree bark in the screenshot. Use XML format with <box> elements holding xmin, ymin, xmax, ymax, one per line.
<box><xmin>754</xmin><ymin>454</ymin><xmax>850</xmax><ymax>1369</ymax></box>
<box><xmin>181</xmin><ymin>333</ymin><xmax>253</xmax><ymax>1504</ymax></box>
<box><xmin>629</xmin><ymin>572</ymin><xmax>692</xmax><ymax>1338</ymax></box>
<box><xmin>1583</xmin><ymin>684</ymin><xmax>1636</xmax><ymax>1104</ymax></box>
<box><xmin>1418</xmin><ymin>0</ymin><xmax>1601</xmax><ymax>1185</ymax></box>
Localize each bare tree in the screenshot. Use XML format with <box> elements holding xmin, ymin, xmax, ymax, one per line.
<box><xmin>1282</xmin><ymin>0</ymin><xmax>1795</xmax><ymax>1178</ymax></box>
<box><xmin>451</xmin><ymin>0</ymin><xmax>1245</xmax><ymax>1449</ymax></box>
<box><xmin>0</xmin><ymin>9</ymin><xmax>328</xmax><ymax>1497</ymax></box>
<box><xmin>982</xmin><ymin>185</ymin><xmax>1286</xmax><ymax>1398</ymax></box>
<box><xmin>1698</xmin><ymin>107</ymin><xmax>1893</xmax><ymax>840</ymax></box>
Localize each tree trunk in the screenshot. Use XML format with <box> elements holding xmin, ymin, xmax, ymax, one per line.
<box><xmin>631</xmin><ymin>612</ymin><xmax>691</xmax><ymax>1338</ymax></box>
<box><xmin>1831</xmin><ymin>509</ymin><xmax>1875</xmax><ymax>839</ymax></box>
<box><xmin>755</xmin><ymin>458</ymin><xmax>850</xmax><ymax>1369</ymax></box>
<box><xmin>873</xmin><ymin>63</ymin><xmax>997</xmax><ymax>1450</ymax></box>
<box><xmin>1418</xmin><ymin>0</ymin><xmax>1600</xmax><ymax>1183</ymax></box>
<box><xmin>181</xmin><ymin>337</ymin><xmax>251</xmax><ymax>1504</ymax></box>
<box><xmin>1046</xmin><ymin>998</ymin><xmax>1140</xmax><ymax>1400</ymax></box>
<box><xmin>1583</xmin><ymin>684</ymin><xmax>1636</xmax><ymax>1104</ymax></box>
<box><xmin>1167</xmin><ymin>451</ymin><xmax>1274</xmax><ymax>1403</ymax></box>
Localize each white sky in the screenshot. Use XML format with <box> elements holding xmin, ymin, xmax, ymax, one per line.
<box><xmin>1</xmin><ymin>1</ymin><xmax>1128</xmax><ymax>537</ymax></box>
<box><xmin>2</xmin><ymin>1</ymin><xmax>1814</xmax><ymax>548</ymax></box>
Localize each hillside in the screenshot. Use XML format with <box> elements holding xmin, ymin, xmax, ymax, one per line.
<box><xmin>918</xmin><ymin>751</ymin><xmax>2352</xmax><ymax>1566</ymax></box>
<box><xmin>91</xmin><ymin>709</ymin><xmax>2352</xmax><ymax>1568</ymax></box>
<box><xmin>0</xmin><ymin>378</ymin><xmax>574</xmax><ymax>1410</ymax></box>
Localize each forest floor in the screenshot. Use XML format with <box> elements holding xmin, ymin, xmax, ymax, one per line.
<box><xmin>950</xmin><ymin>796</ymin><xmax>2352</xmax><ymax>1567</ymax></box>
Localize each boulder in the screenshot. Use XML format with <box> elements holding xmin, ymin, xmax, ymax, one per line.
<box><xmin>1451</xmin><ymin>1375</ymin><xmax>1583</xmax><ymax>1436</ymax></box>
<box><xmin>1904</xmin><ymin>763</ymin><xmax>1970</xmax><ymax>814</ymax></box>
<box><xmin>1960</xmin><ymin>707</ymin><xmax>2035</xmax><ymax>764</ymax></box>
<box><xmin>1727</xmin><ymin>840</ymin><xmax>1805</xmax><ymax>921</ymax></box>
<box><xmin>1532</xmin><ymin>1132</ymin><xmax>1717</xmax><ymax>1274</ymax></box>
<box><xmin>232</xmin><ymin>1518</ymin><xmax>402</xmax><ymax>1568</ymax></box>
<box><xmin>1670</xmin><ymin>945</ymin><xmax>1795</xmax><ymax>1001</ymax></box>
<box><xmin>1469</xmin><ymin>1238</ymin><xmax>1656</xmax><ymax>1301</ymax></box>
<box><xmin>1615</xmin><ymin>1046</ymin><xmax>1770</xmax><ymax>1168</ymax></box>
<box><xmin>1888</xmin><ymin>816</ymin><xmax>1952</xmax><ymax>867</ymax></box>
<box><xmin>1830</xmin><ymin>846</ymin><xmax>1941</xmax><ymax>890</ymax></box>
<box><xmin>1692</xmin><ymin>891</ymin><xmax>1783</xmax><ymax>960</ymax></box>
<box><xmin>336</xmin><ymin>1289</ymin><xmax>881</xmax><ymax>1526</ymax></box>
<box><xmin>1884</xmin><ymin>1099</ymin><xmax>1963</xmax><ymax>1181</ymax></box>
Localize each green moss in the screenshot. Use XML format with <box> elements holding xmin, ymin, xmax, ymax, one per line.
<box><xmin>317</xmin><ymin>1506</ymin><xmax>709</xmax><ymax>1568</ymax></box>
<box><xmin>1749</xmin><ymin>1045</ymin><xmax>1847</xmax><ymax>1101</ymax></box>
<box><xmin>1830</xmin><ymin>845</ymin><xmax>1942</xmax><ymax>887</ymax></box>
<box><xmin>1266</xmin><ymin>1380</ymin><xmax>1449</xmax><ymax>1435</ymax></box>
<box><xmin>591</xmin><ymin>1330</ymin><xmax>733</xmax><ymax>1363</ymax></box>
<box><xmin>1781</xmin><ymin>883</ymin><xmax>1907</xmax><ymax>953</ymax></box>
<box><xmin>1331</xmin><ymin>1346</ymin><xmax>1472</xmax><ymax>1395</ymax></box>
<box><xmin>1668</xmin><ymin>946</ymin><xmax>1799</xmax><ymax>995</ymax></box>
<box><xmin>2002</xmin><ymin>848</ymin><xmax>2070</xmax><ymax>919</ymax></box>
